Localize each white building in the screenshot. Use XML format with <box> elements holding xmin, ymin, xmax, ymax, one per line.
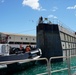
<box><xmin>0</xmin><ymin>32</ymin><xmax>36</xmax><ymax>48</ymax></box>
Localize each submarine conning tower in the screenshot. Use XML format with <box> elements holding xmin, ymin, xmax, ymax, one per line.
<box><xmin>36</xmin><ymin>17</ymin><xmax>63</xmax><ymax>62</ymax></box>
<box><xmin>37</xmin><ymin>17</ymin><xmax>76</xmax><ymax>62</ymax></box>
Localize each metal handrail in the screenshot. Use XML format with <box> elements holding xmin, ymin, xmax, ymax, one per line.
<box><xmin>36</xmin><ymin>56</ymin><xmax>69</xmax><ymax>75</ymax></box>
<box><xmin>51</xmin><ymin>68</ymin><xmax>68</xmax><ymax>73</ymax></box>
<box><xmin>36</xmin><ymin>72</ymin><xmax>48</xmax><ymax>75</ymax></box>
<box><xmin>0</xmin><ymin>58</ymin><xmax>49</xmax><ymax>75</ymax></box>
<box><xmin>49</xmin><ymin>55</ymin><xmax>76</xmax><ymax>75</ymax></box>
<box><xmin>49</xmin><ymin>56</ymin><xmax>71</xmax><ymax>75</ymax></box>
<box><xmin>1</xmin><ymin>55</ymin><xmax>76</xmax><ymax>75</ymax></box>
<box><xmin>34</xmin><ymin>55</ymin><xmax>76</xmax><ymax>75</ymax></box>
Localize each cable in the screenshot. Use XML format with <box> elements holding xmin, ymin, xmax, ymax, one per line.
<box><xmin>16</xmin><ymin>29</ymin><xmax>36</xmax><ymax>34</ymax></box>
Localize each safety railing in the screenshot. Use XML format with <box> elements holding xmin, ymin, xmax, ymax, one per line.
<box><xmin>1</xmin><ymin>55</ymin><xmax>76</xmax><ymax>75</ymax></box>
<box><xmin>49</xmin><ymin>56</ymin><xmax>71</xmax><ymax>75</ymax></box>
<box><xmin>37</xmin><ymin>56</ymin><xmax>70</xmax><ymax>75</ymax></box>
<box><xmin>37</xmin><ymin>55</ymin><xmax>76</xmax><ymax>75</ymax></box>
<box><xmin>49</xmin><ymin>55</ymin><xmax>76</xmax><ymax>75</ymax></box>
<box><xmin>0</xmin><ymin>58</ymin><xmax>49</xmax><ymax>75</ymax></box>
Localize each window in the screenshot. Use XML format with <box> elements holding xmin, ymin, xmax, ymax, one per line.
<box><xmin>26</xmin><ymin>38</ymin><xmax>28</xmax><ymax>40</ymax></box>
<box><xmin>33</xmin><ymin>38</ymin><xmax>35</xmax><ymax>40</ymax></box>
<box><xmin>21</xmin><ymin>37</ymin><xmax>23</xmax><ymax>40</ymax></box>
<box><xmin>9</xmin><ymin>37</ymin><xmax>11</xmax><ymax>39</ymax></box>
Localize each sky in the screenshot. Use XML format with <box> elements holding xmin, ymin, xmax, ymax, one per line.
<box><xmin>0</xmin><ymin>0</ymin><xmax>76</xmax><ymax>35</ymax></box>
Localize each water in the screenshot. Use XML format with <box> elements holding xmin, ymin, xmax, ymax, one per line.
<box><xmin>1</xmin><ymin>57</ymin><xmax>76</xmax><ymax>75</ymax></box>
<box><xmin>13</xmin><ymin>62</ymin><xmax>68</xmax><ymax>75</ymax></box>
<box><xmin>13</xmin><ymin>64</ymin><xmax>47</xmax><ymax>75</ymax></box>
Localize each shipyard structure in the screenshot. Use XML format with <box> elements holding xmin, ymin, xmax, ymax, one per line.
<box><xmin>37</xmin><ymin>17</ymin><xmax>76</xmax><ymax>61</ymax></box>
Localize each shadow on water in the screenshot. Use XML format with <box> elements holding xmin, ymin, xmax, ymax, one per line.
<box><xmin>0</xmin><ymin>61</ymin><xmax>47</xmax><ymax>75</ymax></box>
<box><xmin>13</xmin><ymin>61</ymin><xmax>47</xmax><ymax>75</ymax></box>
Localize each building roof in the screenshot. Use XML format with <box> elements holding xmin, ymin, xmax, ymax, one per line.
<box><xmin>0</xmin><ymin>32</ymin><xmax>36</xmax><ymax>37</ymax></box>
